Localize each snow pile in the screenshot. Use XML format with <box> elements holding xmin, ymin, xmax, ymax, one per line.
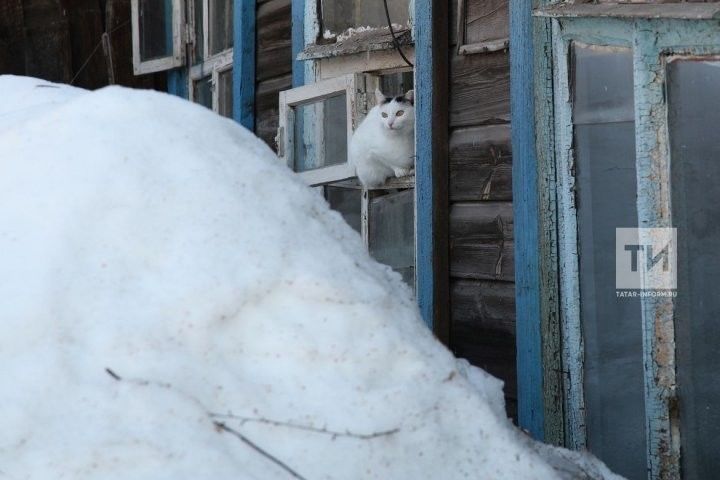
<box><xmin>0</xmin><ymin>76</ymin><xmax>621</xmax><ymax>480</ymax></box>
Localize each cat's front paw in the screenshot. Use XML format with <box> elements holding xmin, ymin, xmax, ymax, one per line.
<box><xmin>393</xmin><ymin>167</ymin><xmax>413</xmax><ymax>178</ymax></box>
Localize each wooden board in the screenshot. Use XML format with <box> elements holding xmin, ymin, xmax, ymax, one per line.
<box><xmin>465</xmin><ymin>0</ymin><xmax>508</xmax><ymax>45</ymax></box>
<box><xmin>449</xmin><ymin>124</ymin><xmax>512</xmax><ymax>202</ymax></box>
<box><xmin>65</xmin><ymin>0</ymin><xmax>106</xmax><ymax>88</ymax></box>
<box><xmin>255</xmin><ymin>72</ymin><xmax>291</xmax><ymax>148</ymax></box>
<box><xmin>22</xmin><ymin>0</ymin><xmax>72</xmax><ymax>83</ymax></box>
<box><xmin>256</xmin><ymin>0</ymin><xmax>291</xmax><ymax>83</ymax></box>
<box><xmin>450</xmin><ymin>50</ymin><xmax>510</xmax><ymax>127</ymax></box>
<box><xmin>0</xmin><ymin>0</ymin><xmax>27</xmax><ymax>74</ymax></box>
<box><xmin>450</xmin><ymin>279</ymin><xmax>517</xmax><ymax>420</ymax></box>
<box><xmin>449</xmin><ymin>202</ymin><xmax>514</xmax><ymax>281</ymax></box>
<box><xmin>254</xmin><ymin>0</ymin><xmax>291</xmax><ymax>149</ymax></box>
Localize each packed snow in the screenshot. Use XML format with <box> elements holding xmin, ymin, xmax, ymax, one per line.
<box><xmin>0</xmin><ymin>76</ymin><xmax>622</xmax><ymax>480</ymax></box>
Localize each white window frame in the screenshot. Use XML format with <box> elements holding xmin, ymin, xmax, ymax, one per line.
<box><xmin>278</xmin><ymin>74</ymin><xmax>370</xmax><ymax>187</ymax></box>
<box><xmin>131</xmin><ymin>0</ymin><xmax>186</xmax><ymax>75</ymax></box>
<box><xmin>188</xmin><ymin>0</ymin><xmax>234</xmax><ymax>114</ymax></box>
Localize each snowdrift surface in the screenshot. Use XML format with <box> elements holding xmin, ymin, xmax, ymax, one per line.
<box><xmin>0</xmin><ymin>76</ymin><xmax>620</xmax><ymax>480</ymax></box>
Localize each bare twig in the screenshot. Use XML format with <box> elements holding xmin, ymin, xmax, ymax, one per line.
<box><xmin>210</xmin><ymin>412</ymin><xmax>400</xmax><ymax>440</ymax></box>
<box><xmin>214</xmin><ymin>422</ymin><xmax>308</xmax><ymax>480</ymax></box>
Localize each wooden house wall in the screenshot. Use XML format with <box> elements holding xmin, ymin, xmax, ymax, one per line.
<box><xmin>0</xmin><ymin>0</ymin><xmax>165</xmax><ymax>90</ymax></box>
<box><xmin>255</xmin><ymin>0</ymin><xmax>291</xmax><ymax>150</ymax></box>
<box><xmin>448</xmin><ymin>0</ymin><xmax>516</xmax><ymax>420</ymax></box>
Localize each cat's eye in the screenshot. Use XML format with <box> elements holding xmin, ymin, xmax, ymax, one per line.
<box><xmin>396</xmin><ymin>110</ymin><xmax>405</xmax><ymax>117</ymax></box>
<box><xmin>381</xmin><ymin>112</ymin><xmax>388</xmax><ymax>118</ymax></box>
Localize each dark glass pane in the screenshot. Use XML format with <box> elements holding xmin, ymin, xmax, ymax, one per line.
<box><xmin>325</xmin><ymin>186</ymin><xmax>361</xmax><ymax>233</ymax></box>
<box><xmin>573</xmin><ymin>44</ymin><xmax>635</xmax><ymax>125</ymax></box>
<box><xmin>321</xmin><ymin>0</ymin><xmax>409</xmax><ymax>35</ymax></box>
<box><xmin>218</xmin><ymin>69</ymin><xmax>233</xmax><ymax>118</ymax></box>
<box><xmin>139</xmin><ymin>0</ymin><xmax>173</xmax><ymax>61</ymax></box>
<box><xmin>572</xmin><ymin>43</ymin><xmax>646</xmax><ymax>480</ymax></box>
<box><xmin>668</xmin><ymin>59</ymin><xmax>720</xmax><ymax>480</ymax></box>
<box><xmin>193</xmin><ymin>76</ymin><xmax>212</xmax><ymax>110</ymax></box>
<box><xmin>293</xmin><ymin>94</ymin><xmax>347</xmax><ymax>172</ymax></box>
<box><xmin>369</xmin><ymin>189</ymin><xmax>415</xmax><ymax>289</ymax></box>
<box><xmin>209</xmin><ymin>0</ymin><xmax>233</xmax><ymax>55</ymax></box>
<box><xmin>194</xmin><ymin>0</ymin><xmax>204</xmax><ymax>63</ymax></box>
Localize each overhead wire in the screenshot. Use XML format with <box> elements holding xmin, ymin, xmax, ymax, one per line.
<box><xmin>382</xmin><ymin>0</ymin><xmax>414</xmax><ymax>68</ymax></box>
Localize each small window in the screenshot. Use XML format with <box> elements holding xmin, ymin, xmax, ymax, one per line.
<box><xmin>571</xmin><ymin>43</ymin><xmax>646</xmax><ymax>480</ymax></box>
<box><xmin>455</xmin><ymin>0</ymin><xmax>509</xmax><ymax>55</ymax></box>
<box><xmin>278</xmin><ymin>74</ymin><xmax>366</xmax><ymax>186</ymax></box>
<box><xmin>369</xmin><ymin>188</ymin><xmax>415</xmax><ymax>288</ymax></box>
<box><xmin>280</xmin><ymin>71</ymin><xmax>416</xmax><ymax>289</ymax></box>
<box><xmin>131</xmin><ymin>0</ymin><xmax>185</xmax><ymax>74</ymax></box>
<box><xmin>189</xmin><ymin>0</ymin><xmax>234</xmax><ymax>116</ymax></box>
<box><xmin>668</xmin><ymin>57</ymin><xmax>720</xmax><ymax>480</ymax></box>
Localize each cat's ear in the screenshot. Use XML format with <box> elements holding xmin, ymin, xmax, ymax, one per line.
<box><xmin>375</xmin><ymin>88</ymin><xmax>385</xmax><ymax>105</ymax></box>
<box><xmin>405</xmin><ymin>89</ymin><xmax>414</xmax><ymax>105</ymax></box>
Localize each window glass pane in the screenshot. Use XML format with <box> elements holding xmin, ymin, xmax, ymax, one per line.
<box><xmin>573</xmin><ymin>43</ymin><xmax>635</xmax><ymax>125</ymax></box>
<box><xmin>668</xmin><ymin>59</ymin><xmax>720</xmax><ymax>480</ymax></box>
<box><xmin>139</xmin><ymin>0</ymin><xmax>173</xmax><ymax>61</ymax></box>
<box><xmin>572</xmin><ymin>43</ymin><xmax>646</xmax><ymax>480</ymax></box>
<box><xmin>209</xmin><ymin>0</ymin><xmax>233</xmax><ymax>55</ymax></box>
<box><xmin>293</xmin><ymin>94</ymin><xmax>347</xmax><ymax>172</ymax></box>
<box><xmin>379</xmin><ymin>71</ymin><xmax>414</xmax><ymax>97</ymax></box>
<box><xmin>193</xmin><ymin>0</ymin><xmax>204</xmax><ymax>63</ymax></box>
<box><xmin>325</xmin><ymin>186</ymin><xmax>361</xmax><ymax>233</ymax></box>
<box><xmin>218</xmin><ymin>69</ymin><xmax>233</xmax><ymax>118</ymax></box>
<box><xmin>321</xmin><ymin>0</ymin><xmax>409</xmax><ymax>35</ymax></box>
<box><xmin>193</xmin><ymin>76</ymin><xmax>213</xmax><ymax>110</ymax></box>
<box><xmin>369</xmin><ymin>189</ymin><xmax>415</xmax><ymax>289</ymax></box>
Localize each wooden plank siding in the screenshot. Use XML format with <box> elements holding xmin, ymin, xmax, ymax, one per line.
<box><xmin>448</xmin><ymin>0</ymin><xmax>516</xmax><ymax>421</ymax></box>
<box><xmin>254</xmin><ymin>0</ymin><xmax>291</xmax><ymax>150</ymax></box>
<box><xmin>0</xmin><ymin>0</ymin><xmax>165</xmax><ymax>91</ymax></box>
<box><xmin>450</xmin><ymin>279</ymin><xmax>517</xmax><ymax>416</ymax></box>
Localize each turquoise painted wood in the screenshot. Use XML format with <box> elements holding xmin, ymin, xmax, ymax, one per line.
<box><xmin>509</xmin><ymin>0</ymin><xmax>545</xmax><ymax>441</ymax></box>
<box><xmin>166</xmin><ymin>1</ymin><xmax>187</xmax><ymax>100</ymax></box>
<box><xmin>167</xmin><ymin>69</ymin><xmax>188</xmax><ymax>98</ymax></box>
<box><xmin>291</xmin><ymin>0</ymin><xmax>304</xmax><ymax>87</ymax></box>
<box><xmin>233</xmin><ymin>0</ymin><xmax>256</xmax><ymax>129</ymax></box>
<box><xmin>413</xmin><ymin>0</ymin><xmax>435</xmax><ymax>331</ymax></box>
<box><xmin>539</xmin><ymin>8</ymin><xmax>720</xmax><ymax>478</ymax></box>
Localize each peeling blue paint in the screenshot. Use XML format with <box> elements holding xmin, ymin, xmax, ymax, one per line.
<box><xmin>233</xmin><ymin>0</ymin><xmax>256</xmax><ymax>129</ymax></box>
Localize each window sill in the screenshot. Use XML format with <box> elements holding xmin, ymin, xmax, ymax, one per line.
<box><xmin>298</xmin><ymin>27</ymin><xmax>413</xmax><ymax>61</ymax></box>
<box><xmin>534</xmin><ymin>3</ymin><xmax>720</xmax><ymax>20</ymax></box>
<box><xmin>458</xmin><ymin>39</ymin><xmax>509</xmax><ymax>56</ymax></box>
<box><xmin>332</xmin><ymin>174</ymin><xmax>415</xmax><ymax>190</ymax></box>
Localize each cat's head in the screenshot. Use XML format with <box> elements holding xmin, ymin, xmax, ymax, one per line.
<box><xmin>374</xmin><ymin>88</ymin><xmax>415</xmax><ymax>132</ymax></box>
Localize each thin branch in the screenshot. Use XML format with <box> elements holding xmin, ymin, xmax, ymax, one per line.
<box><xmin>104</xmin><ymin>368</ymin><xmax>307</xmax><ymax>480</ymax></box>
<box><xmin>214</xmin><ymin>422</ymin><xmax>307</xmax><ymax>480</ymax></box>
<box><xmin>210</xmin><ymin>412</ymin><xmax>400</xmax><ymax>440</ymax></box>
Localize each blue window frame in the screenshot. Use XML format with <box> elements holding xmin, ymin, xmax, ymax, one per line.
<box><xmin>290</xmin><ymin>0</ymin><xmax>446</xmax><ymax>333</ymax></box>
<box><xmin>135</xmin><ymin>0</ymin><xmax>255</xmax><ymax>128</ymax></box>
<box><xmin>513</xmin><ymin>2</ymin><xmax>720</xmax><ymax>479</ymax></box>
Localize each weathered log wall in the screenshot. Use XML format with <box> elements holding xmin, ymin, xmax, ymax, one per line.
<box><xmin>448</xmin><ymin>0</ymin><xmax>516</xmax><ymax>420</ymax></box>
<box><xmin>0</xmin><ymin>0</ymin><xmax>165</xmax><ymax>90</ymax></box>
<box><xmin>255</xmin><ymin>0</ymin><xmax>291</xmax><ymax>150</ymax></box>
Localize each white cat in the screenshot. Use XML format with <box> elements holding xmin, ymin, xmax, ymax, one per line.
<box><xmin>350</xmin><ymin>88</ymin><xmax>415</xmax><ymax>188</ymax></box>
